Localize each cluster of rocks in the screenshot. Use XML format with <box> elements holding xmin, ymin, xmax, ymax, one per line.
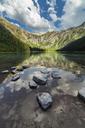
<box><xmin>0</xmin><ymin>65</ymin><xmax>29</xmax><ymax>75</ymax></box>
<box><xmin>1</xmin><ymin>66</ymin><xmax>85</xmax><ymax>110</ymax></box>
<box><xmin>10</xmin><ymin>68</ymin><xmax>62</xmax><ymax>110</ymax></box>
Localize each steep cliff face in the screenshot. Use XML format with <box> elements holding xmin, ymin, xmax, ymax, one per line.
<box><xmin>0</xmin><ymin>17</ymin><xmax>85</xmax><ymax>52</ymax></box>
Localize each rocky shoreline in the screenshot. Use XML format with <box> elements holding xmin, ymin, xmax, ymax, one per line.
<box><xmin>0</xmin><ymin>66</ymin><xmax>85</xmax><ymax>128</ymax></box>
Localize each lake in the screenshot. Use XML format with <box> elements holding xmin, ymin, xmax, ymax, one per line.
<box><xmin>0</xmin><ymin>52</ymin><xmax>85</xmax><ymax>128</ymax></box>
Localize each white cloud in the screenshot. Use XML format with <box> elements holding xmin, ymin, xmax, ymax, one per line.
<box><xmin>0</xmin><ymin>0</ymin><xmax>85</xmax><ymax>32</ymax></box>
<box><xmin>46</xmin><ymin>0</ymin><xmax>58</xmax><ymax>22</ymax></box>
<box><xmin>0</xmin><ymin>0</ymin><xmax>54</xmax><ymax>32</ymax></box>
<box><xmin>0</xmin><ymin>3</ymin><xmax>5</xmax><ymax>11</ymax></box>
<box><xmin>60</xmin><ymin>0</ymin><xmax>85</xmax><ymax>29</ymax></box>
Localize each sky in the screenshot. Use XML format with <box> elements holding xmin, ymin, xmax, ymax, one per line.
<box><xmin>0</xmin><ymin>0</ymin><xmax>85</xmax><ymax>33</ymax></box>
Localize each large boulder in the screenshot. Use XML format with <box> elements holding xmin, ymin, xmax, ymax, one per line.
<box><xmin>37</xmin><ymin>92</ymin><xmax>53</xmax><ymax>110</ymax></box>
<box><xmin>33</xmin><ymin>72</ymin><xmax>47</xmax><ymax>85</ymax></box>
<box><xmin>33</xmin><ymin>75</ymin><xmax>47</xmax><ymax>85</ymax></box>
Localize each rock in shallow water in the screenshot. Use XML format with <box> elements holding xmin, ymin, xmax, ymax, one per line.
<box><xmin>78</xmin><ymin>87</ymin><xmax>85</xmax><ymax>102</ymax></box>
<box><xmin>1</xmin><ymin>70</ymin><xmax>9</xmax><ymax>74</ymax></box>
<box><xmin>37</xmin><ymin>92</ymin><xmax>53</xmax><ymax>110</ymax></box>
<box><xmin>51</xmin><ymin>71</ymin><xmax>61</xmax><ymax>79</ymax></box>
<box><xmin>33</xmin><ymin>73</ymin><xmax>47</xmax><ymax>85</ymax></box>
<box><xmin>40</xmin><ymin>68</ymin><xmax>49</xmax><ymax>74</ymax></box>
<box><xmin>29</xmin><ymin>80</ymin><xmax>38</xmax><ymax>89</ymax></box>
<box><xmin>11</xmin><ymin>74</ymin><xmax>20</xmax><ymax>81</ymax></box>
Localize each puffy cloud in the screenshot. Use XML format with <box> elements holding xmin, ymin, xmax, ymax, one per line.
<box><xmin>0</xmin><ymin>0</ymin><xmax>54</xmax><ymax>32</ymax></box>
<box><xmin>46</xmin><ymin>0</ymin><xmax>58</xmax><ymax>22</ymax></box>
<box><xmin>60</xmin><ymin>0</ymin><xmax>85</xmax><ymax>29</ymax></box>
<box><xmin>0</xmin><ymin>0</ymin><xmax>85</xmax><ymax>32</ymax></box>
<box><xmin>0</xmin><ymin>3</ymin><xmax>5</xmax><ymax>11</ymax></box>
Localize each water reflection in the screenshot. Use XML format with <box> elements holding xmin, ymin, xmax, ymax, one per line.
<box><xmin>0</xmin><ymin>53</ymin><xmax>30</xmax><ymax>71</ymax></box>
<box><xmin>0</xmin><ymin>52</ymin><xmax>85</xmax><ymax>84</ymax></box>
<box><xmin>20</xmin><ymin>52</ymin><xmax>85</xmax><ymax>74</ymax></box>
<box><xmin>0</xmin><ymin>53</ymin><xmax>30</xmax><ymax>83</ymax></box>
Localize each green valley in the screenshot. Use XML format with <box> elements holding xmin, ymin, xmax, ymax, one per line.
<box><xmin>0</xmin><ymin>17</ymin><xmax>85</xmax><ymax>52</ymax></box>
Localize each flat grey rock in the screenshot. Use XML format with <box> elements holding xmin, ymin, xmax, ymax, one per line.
<box><xmin>40</xmin><ymin>68</ymin><xmax>49</xmax><ymax>74</ymax></box>
<box><xmin>51</xmin><ymin>71</ymin><xmax>61</xmax><ymax>79</ymax></box>
<box><xmin>33</xmin><ymin>75</ymin><xmax>47</xmax><ymax>85</ymax></box>
<box><xmin>11</xmin><ymin>75</ymin><xmax>20</xmax><ymax>81</ymax></box>
<box><xmin>29</xmin><ymin>80</ymin><xmax>38</xmax><ymax>89</ymax></box>
<box><xmin>37</xmin><ymin>92</ymin><xmax>53</xmax><ymax>110</ymax></box>
<box><xmin>78</xmin><ymin>87</ymin><xmax>85</xmax><ymax>102</ymax></box>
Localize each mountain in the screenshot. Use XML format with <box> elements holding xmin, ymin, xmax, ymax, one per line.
<box><xmin>60</xmin><ymin>36</ymin><xmax>85</xmax><ymax>51</ymax></box>
<box><xmin>0</xmin><ymin>17</ymin><xmax>85</xmax><ymax>52</ymax></box>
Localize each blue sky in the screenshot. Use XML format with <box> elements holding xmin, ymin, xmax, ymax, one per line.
<box><xmin>0</xmin><ymin>0</ymin><xmax>85</xmax><ymax>33</ymax></box>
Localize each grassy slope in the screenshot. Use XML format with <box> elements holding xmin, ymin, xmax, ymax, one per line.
<box><xmin>41</xmin><ymin>26</ymin><xmax>85</xmax><ymax>50</ymax></box>
<box><xmin>0</xmin><ymin>17</ymin><xmax>85</xmax><ymax>51</ymax></box>
<box><xmin>0</xmin><ymin>18</ymin><xmax>30</xmax><ymax>52</ymax></box>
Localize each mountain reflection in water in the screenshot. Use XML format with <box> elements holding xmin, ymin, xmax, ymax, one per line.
<box><xmin>0</xmin><ymin>52</ymin><xmax>85</xmax><ymax>84</ymax></box>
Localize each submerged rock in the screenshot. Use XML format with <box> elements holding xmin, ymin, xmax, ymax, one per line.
<box><xmin>78</xmin><ymin>87</ymin><xmax>85</xmax><ymax>102</ymax></box>
<box><xmin>51</xmin><ymin>71</ymin><xmax>61</xmax><ymax>79</ymax></box>
<box><xmin>33</xmin><ymin>75</ymin><xmax>47</xmax><ymax>85</ymax></box>
<box><xmin>37</xmin><ymin>92</ymin><xmax>53</xmax><ymax>110</ymax></box>
<box><xmin>29</xmin><ymin>80</ymin><xmax>38</xmax><ymax>89</ymax></box>
<box><xmin>11</xmin><ymin>74</ymin><xmax>20</xmax><ymax>81</ymax></box>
